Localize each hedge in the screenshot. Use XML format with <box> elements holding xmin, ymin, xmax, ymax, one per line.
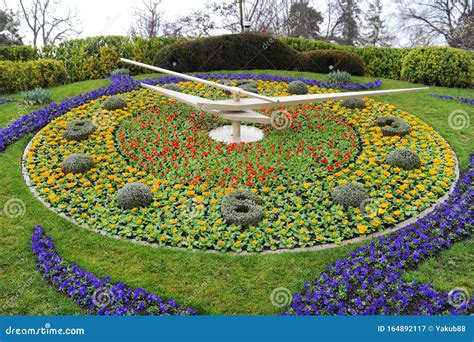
<box><xmin>401</xmin><ymin>46</ymin><xmax>473</xmax><ymax>88</ymax></box>
<box><xmin>283</xmin><ymin>37</ymin><xmax>474</xmax><ymax>86</ymax></box>
<box><xmin>41</xmin><ymin>36</ymin><xmax>179</xmax><ymax>82</ymax></box>
<box><xmin>154</xmin><ymin>33</ymin><xmax>301</xmax><ymax>72</ymax></box>
<box><xmin>0</xmin><ymin>45</ymin><xmax>39</xmax><ymax>62</ymax></box>
<box><xmin>0</xmin><ymin>59</ymin><xmax>67</xmax><ymax>94</ymax></box>
<box><xmin>298</xmin><ymin>49</ymin><xmax>365</xmax><ymax>75</ymax></box>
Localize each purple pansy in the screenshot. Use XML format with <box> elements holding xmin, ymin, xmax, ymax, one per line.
<box><xmin>283</xmin><ymin>155</ymin><xmax>473</xmax><ymax>315</ymax></box>
<box><xmin>31</xmin><ymin>226</ymin><xmax>196</xmax><ymax>316</ymax></box>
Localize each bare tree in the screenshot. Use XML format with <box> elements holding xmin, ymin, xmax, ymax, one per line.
<box><xmin>212</xmin><ymin>0</ymin><xmax>281</xmax><ymax>34</ymax></box>
<box><xmin>164</xmin><ymin>6</ymin><xmax>217</xmax><ymax>38</ymax></box>
<box><xmin>130</xmin><ymin>0</ymin><xmax>162</xmax><ymax>38</ymax></box>
<box><xmin>19</xmin><ymin>0</ymin><xmax>81</xmax><ymax>46</ymax></box>
<box><xmin>398</xmin><ymin>0</ymin><xmax>471</xmax><ymax>46</ymax></box>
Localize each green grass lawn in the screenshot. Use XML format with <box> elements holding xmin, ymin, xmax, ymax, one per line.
<box><xmin>0</xmin><ymin>70</ymin><xmax>472</xmax><ymax>315</ymax></box>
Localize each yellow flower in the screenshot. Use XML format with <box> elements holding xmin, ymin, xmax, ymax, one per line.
<box><xmin>357</xmin><ymin>225</ymin><xmax>368</xmax><ymax>234</ymax></box>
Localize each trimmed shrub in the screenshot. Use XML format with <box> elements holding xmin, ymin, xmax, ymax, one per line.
<box><xmin>163</xmin><ymin>84</ymin><xmax>182</xmax><ymax>92</ymax></box>
<box><xmin>236</xmin><ymin>80</ymin><xmax>258</xmax><ymax>87</ymax></box>
<box><xmin>374</xmin><ymin>116</ymin><xmax>411</xmax><ymax>137</ymax></box>
<box><xmin>0</xmin><ymin>45</ymin><xmax>39</xmax><ymax>61</ymax></box>
<box><xmin>328</xmin><ymin>70</ymin><xmax>352</xmax><ymax>84</ymax></box>
<box><xmin>103</xmin><ymin>96</ymin><xmax>127</xmax><ymax>110</ymax></box>
<box><xmin>111</xmin><ymin>68</ymin><xmax>130</xmax><ymax>76</ymax></box>
<box><xmin>355</xmin><ymin>46</ymin><xmax>409</xmax><ymax>80</ymax></box>
<box><xmin>401</xmin><ymin>47</ymin><xmax>473</xmax><ymax>88</ymax></box>
<box><xmin>332</xmin><ymin>182</ymin><xmax>369</xmax><ymax>208</ymax></box>
<box><xmin>22</xmin><ymin>87</ymin><xmax>51</xmax><ymax>105</ymax></box>
<box><xmin>62</xmin><ymin>154</ymin><xmax>95</xmax><ymax>174</ymax></box>
<box><xmin>221</xmin><ymin>190</ymin><xmax>263</xmax><ymax>226</ymax></box>
<box><xmin>386</xmin><ymin>149</ymin><xmax>421</xmax><ymax>170</ymax></box>
<box><xmin>0</xmin><ymin>59</ymin><xmax>67</xmax><ymax>94</ymax></box>
<box><xmin>299</xmin><ymin>49</ymin><xmax>365</xmax><ymax>75</ymax></box>
<box><xmin>62</xmin><ymin>120</ymin><xmax>96</xmax><ymax>141</ymax></box>
<box><xmin>239</xmin><ymin>83</ymin><xmax>259</xmax><ymax>93</ymax></box>
<box><xmin>154</xmin><ymin>33</ymin><xmax>300</xmax><ymax>72</ymax></box>
<box><xmin>341</xmin><ymin>97</ymin><xmax>366</xmax><ymax>109</ymax></box>
<box><xmin>287</xmin><ymin>80</ymin><xmax>308</xmax><ymax>94</ymax></box>
<box><xmin>117</xmin><ymin>182</ymin><xmax>153</xmax><ymax>209</ymax></box>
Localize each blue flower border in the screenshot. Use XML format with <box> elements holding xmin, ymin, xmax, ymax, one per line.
<box><xmin>283</xmin><ymin>155</ymin><xmax>473</xmax><ymax>315</ymax></box>
<box><xmin>430</xmin><ymin>94</ymin><xmax>474</xmax><ymax>106</ymax></box>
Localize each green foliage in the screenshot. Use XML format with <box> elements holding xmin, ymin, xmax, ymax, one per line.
<box><xmin>62</xmin><ymin>120</ymin><xmax>96</xmax><ymax>141</ymax></box>
<box><xmin>374</xmin><ymin>116</ymin><xmax>411</xmax><ymax>137</ymax></box>
<box><xmin>154</xmin><ymin>33</ymin><xmax>300</xmax><ymax>72</ymax></box>
<box><xmin>299</xmin><ymin>49</ymin><xmax>365</xmax><ymax>75</ymax></box>
<box><xmin>328</xmin><ymin>70</ymin><xmax>352</xmax><ymax>83</ymax></box>
<box><xmin>21</xmin><ymin>88</ymin><xmax>51</xmax><ymax>105</ymax></box>
<box><xmin>117</xmin><ymin>182</ymin><xmax>153</xmax><ymax>209</ymax></box>
<box><xmin>103</xmin><ymin>96</ymin><xmax>127</xmax><ymax>110</ymax></box>
<box><xmin>44</xmin><ymin>36</ymin><xmax>179</xmax><ymax>82</ymax></box>
<box><xmin>163</xmin><ymin>84</ymin><xmax>182</xmax><ymax>92</ymax></box>
<box><xmin>341</xmin><ymin>97</ymin><xmax>365</xmax><ymax>109</ymax></box>
<box><xmin>355</xmin><ymin>46</ymin><xmax>409</xmax><ymax>80</ymax></box>
<box><xmin>0</xmin><ymin>59</ymin><xmax>67</xmax><ymax>94</ymax></box>
<box><xmin>281</xmin><ymin>37</ymin><xmax>340</xmax><ymax>51</ymax></box>
<box><xmin>287</xmin><ymin>80</ymin><xmax>308</xmax><ymax>94</ymax></box>
<box><xmin>332</xmin><ymin>182</ymin><xmax>369</xmax><ymax>208</ymax></box>
<box><xmin>111</xmin><ymin>68</ymin><xmax>130</xmax><ymax>76</ymax></box>
<box><xmin>221</xmin><ymin>190</ymin><xmax>263</xmax><ymax>227</ymax></box>
<box><xmin>386</xmin><ymin>148</ymin><xmax>421</xmax><ymax>170</ymax></box>
<box><xmin>401</xmin><ymin>47</ymin><xmax>473</xmax><ymax>88</ymax></box>
<box><xmin>239</xmin><ymin>82</ymin><xmax>259</xmax><ymax>93</ymax></box>
<box><xmin>62</xmin><ymin>154</ymin><xmax>95</xmax><ymax>174</ymax></box>
<box><xmin>0</xmin><ymin>45</ymin><xmax>38</xmax><ymax>61</ymax></box>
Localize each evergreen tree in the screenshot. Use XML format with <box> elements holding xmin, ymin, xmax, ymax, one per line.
<box><xmin>285</xmin><ymin>1</ymin><xmax>323</xmax><ymax>39</ymax></box>
<box><xmin>338</xmin><ymin>0</ymin><xmax>361</xmax><ymax>45</ymax></box>
<box><xmin>0</xmin><ymin>8</ymin><xmax>23</xmax><ymax>46</ymax></box>
<box><xmin>362</xmin><ymin>0</ymin><xmax>393</xmax><ymax>46</ymax></box>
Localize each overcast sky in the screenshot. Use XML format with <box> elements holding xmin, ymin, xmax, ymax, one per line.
<box><xmin>5</xmin><ymin>0</ymin><xmax>407</xmax><ymax>46</ymax></box>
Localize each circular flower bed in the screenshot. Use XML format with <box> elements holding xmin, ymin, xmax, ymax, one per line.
<box><xmin>24</xmin><ymin>75</ymin><xmax>456</xmax><ymax>252</ymax></box>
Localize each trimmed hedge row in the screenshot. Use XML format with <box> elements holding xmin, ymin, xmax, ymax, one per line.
<box><xmin>283</xmin><ymin>37</ymin><xmax>473</xmax><ymax>87</ymax></box>
<box><xmin>0</xmin><ymin>45</ymin><xmax>39</xmax><ymax>62</ymax></box>
<box><xmin>154</xmin><ymin>33</ymin><xmax>365</xmax><ymax>75</ymax></box>
<box><xmin>0</xmin><ymin>59</ymin><xmax>67</xmax><ymax>94</ymax></box>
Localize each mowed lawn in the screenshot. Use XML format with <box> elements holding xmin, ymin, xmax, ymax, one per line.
<box><xmin>0</xmin><ymin>71</ymin><xmax>472</xmax><ymax>315</ymax></box>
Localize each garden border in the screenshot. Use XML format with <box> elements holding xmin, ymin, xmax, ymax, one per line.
<box><xmin>21</xmin><ymin>125</ymin><xmax>460</xmax><ymax>255</ymax></box>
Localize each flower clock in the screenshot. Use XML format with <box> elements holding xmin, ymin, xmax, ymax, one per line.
<box><xmin>23</xmin><ymin>74</ymin><xmax>457</xmax><ymax>253</ymax></box>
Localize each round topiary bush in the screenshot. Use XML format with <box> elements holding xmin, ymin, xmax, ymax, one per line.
<box><xmin>374</xmin><ymin>116</ymin><xmax>411</xmax><ymax>137</ymax></box>
<box><xmin>401</xmin><ymin>47</ymin><xmax>473</xmax><ymax>88</ymax></box>
<box><xmin>62</xmin><ymin>153</ymin><xmax>94</xmax><ymax>174</ymax></box>
<box><xmin>117</xmin><ymin>182</ymin><xmax>153</xmax><ymax>210</ymax></box>
<box><xmin>221</xmin><ymin>190</ymin><xmax>263</xmax><ymax>226</ymax></box>
<box><xmin>332</xmin><ymin>182</ymin><xmax>369</xmax><ymax>208</ymax></box>
<box><xmin>287</xmin><ymin>80</ymin><xmax>308</xmax><ymax>95</ymax></box>
<box><xmin>341</xmin><ymin>97</ymin><xmax>366</xmax><ymax>109</ymax></box>
<box><xmin>386</xmin><ymin>148</ymin><xmax>421</xmax><ymax>170</ymax></box>
<box><xmin>62</xmin><ymin>120</ymin><xmax>96</xmax><ymax>141</ymax></box>
<box><xmin>239</xmin><ymin>83</ymin><xmax>259</xmax><ymax>94</ymax></box>
<box><xmin>163</xmin><ymin>84</ymin><xmax>182</xmax><ymax>92</ymax></box>
<box><xmin>103</xmin><ymin>96</ymin><xmax>127</xmax><ymax>110</ymax></box>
